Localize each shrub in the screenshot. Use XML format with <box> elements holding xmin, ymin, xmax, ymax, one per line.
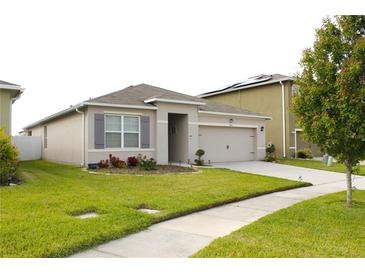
<box><xmin>98</xmin><ymin>159</ymin><xmax>109</xmax><ymax>168</ymax></box>
<box><xmin>297</xmin><ymin>148</ymin><xmax>313</xmax><ymax>159</ymax></box>
<box><xmin>109</xmin><ymin>154</ymin><xmax>127</xmax><ymax>168</ymax></box>
<box><xmin>266</xmin><ymin>143</ymin><xmax>276</xmax><ymax>155</ymax></box>
<box><xmin>137</xmin><ymin>154</ymin><xmax>157</xmax><ymax>170</ymax></box>
<box><xmin>264</xmin><ymin>155</ymin><xmax>276</xmax><ymax>162</ymax></box>
<box><xmin>0</xmin><ymin>129</ymin><xmax>19</xmax><ymax>186</ymax></box>
<box><xmin>265</xmin><ymin>143</ymin><xmax>276</xmax><ymax>162</ymax></box>
<box><xmin>127</xmin><ymin>156</ymin><xmax>138</xmax><ymax>167</ymax></box>
<box><xmin>194</xmin><ymin>149</ymin><xmax>205</xmax><ymax>166</ymax></box>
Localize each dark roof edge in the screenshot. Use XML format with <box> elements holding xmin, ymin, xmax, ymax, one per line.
<box><xmin>23</xmin><ymin>104</ymin><xmax>84</xmax><ymax>130</ymax></box>
<box><xmin>199</xmin><ymin>76</ymin><xmax>294</xmax><ymax>98</ymax></box>
<box><xmin>23</xmin><ymin>101</ymin><xmax>159</xmax><ymax>130</ymax></box>
<box><xmin>198</xmin><ymin>110</ymin><xmax>272</xmax><ymax>120</ymax></box>
<box><xmin>24</xmin><ymin>99</ymin><xmax>270</xmax><ymax>130</ymax></box>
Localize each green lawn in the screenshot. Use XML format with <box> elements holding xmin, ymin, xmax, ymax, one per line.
<box><xmin>193</xmin><ymin>190</ymin><xmax>365</xmax><ymax>258</ymax></box>
<box><xmin>278</xmin><ymin>158</ymin><xmax>365</xmax><ymax>176</ymax></box>
<box><xmin>0</xmin><ymin>160</ymin><xmax>308</xmax><ymax>258</ymax></box>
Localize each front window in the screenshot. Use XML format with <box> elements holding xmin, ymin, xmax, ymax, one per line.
<box><xmin>123</xmin><ymin>116</ymin><xmax>139</xmax><ymax>147</ymax></box>
<box><xmin>105</xmin><ymin>115</ymin><xmax>140</xmax><ymax>148</ymax></box>
<box><xmin>105</xmin><ymin>115</ymin><xmax>122</xmax><ymax>148</ymax></box>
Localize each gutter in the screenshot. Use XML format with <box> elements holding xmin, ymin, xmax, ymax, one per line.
<box><xmin>198</xmin><ymin>110</ymin><xmax>272</xmax><ymax>120</ymax></box>
<box><xmin>280</xmin><ymin>80</ymin><xmax>286</xmax><ymax>157</ymax></box>
<box><xmin>199</xmin><ymin>77</ymin><xmax>294</xmax><ymax>98</ymax></box>
<box><xmin>23</xmin><ymin>101</ymin><xmax>158</xmax><ymax>130</ymax></box>
<box><xmin>143</xmin><ymin>98</ymin><xmax>206</xmax><ymax>106</ymax></box>
<box><xmin>23</xmin><ymin>103</ymin><xmax>83</xmax><ymax>129</ymax></box>
<box><xmin>75</xmin><ymin>106</ymin><xmax>85</xmax><ymax>167</ymax></box>
<box><xmin>0</xmin><ymin>84</ymin><xmax>23</xmax><ymax>91</ymax></box>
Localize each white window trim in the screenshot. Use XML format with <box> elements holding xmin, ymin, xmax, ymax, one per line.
<box><xmin>104</xmin><ymin>114</ymin><xmax>141</xmax><ymax>149</ymax></box>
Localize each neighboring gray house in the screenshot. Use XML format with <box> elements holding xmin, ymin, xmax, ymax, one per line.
<box><xmin>23</xmin><ymin>84</ymin><xmax>271</xmax><ymax>166</ymax></box>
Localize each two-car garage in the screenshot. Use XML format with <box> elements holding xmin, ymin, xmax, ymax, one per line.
<box><xmin>198</xmin><ymin>126</ymin><xmax>257</xmax><ymax>163</ymax></box>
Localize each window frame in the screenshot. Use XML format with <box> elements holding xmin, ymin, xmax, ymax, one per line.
<box><xmin>104</xmin><ymin>114</ymin><xmax>140</xmax><ymax>149</ymax></box>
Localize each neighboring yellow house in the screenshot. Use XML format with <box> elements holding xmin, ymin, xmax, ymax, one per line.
<box><xmin>199</xmin><ymin>74</ymin><xmax>321</xmax><ymax>158</ymax></box>
<box><xmin>0</xmin><ymin>80</ymin><xmax>23</xmax><ymax>135</ymax></box>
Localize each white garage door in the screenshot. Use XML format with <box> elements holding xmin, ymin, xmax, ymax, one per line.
<box><xmin>198</xmin><ymin>126</ymin><xmax>256</xmax><ymax>162</ymax></box>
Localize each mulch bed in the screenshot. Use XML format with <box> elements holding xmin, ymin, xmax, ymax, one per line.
<box><xmin>89</xmin><ymin>165</ymin><xmax>197</xmax><ymax>175</ymax></box>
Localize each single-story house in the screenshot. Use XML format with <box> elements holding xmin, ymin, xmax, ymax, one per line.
<box><xmin>23</xmin><ymin>84</ymin><xmax>271</xmax><ymax>166</ymax></box>
<box><xmin>0</xmin><ymin>80</ymin><xmax>23</xmax><ymax>135</ymax></box>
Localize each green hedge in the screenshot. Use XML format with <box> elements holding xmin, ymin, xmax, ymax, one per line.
<box><xmin>0</xmin><ymin>128</ymin><xmax>19</xmax><ymax>186</ymax></box>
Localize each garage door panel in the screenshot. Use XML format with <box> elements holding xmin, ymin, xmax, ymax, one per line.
<box><xmin>198</xmin><ymin>126</ymin><xmax>255</xmax><ymax>162</ymax></box>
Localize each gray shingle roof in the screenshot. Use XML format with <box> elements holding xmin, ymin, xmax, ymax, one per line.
<box><xmin>0</xmin><ymin>80</ymin><xmax>20</xmax><ymax>86</ymax></box>
<box><xmin>24</xmin><ymin>83</ymin><xmax>271</xmax><ymax>129</ymax></box>
<box><xmin>199</xmin><ymin>74</ymin><xmax>294</xmax><ymax>97</ymax></box>
<box><xmin>87</xmin><ymin>84</ymin><xmax>201</xmax><ymax>106</ymax></box>
<box><xmin>87</xmin><ymin>83</ymin><xmax>269</xmax><ymax>118</ymax></box>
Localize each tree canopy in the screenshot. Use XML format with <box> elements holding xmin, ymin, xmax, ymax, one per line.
<box><xmin>293</xmin><ymin>15</ymin><xmax>365</xmax><ymax>165</ymax></box>
<box><xmin>293</xmin><ymin>15</ymin><xmax>365</xmax><ymax>205</ymax></box>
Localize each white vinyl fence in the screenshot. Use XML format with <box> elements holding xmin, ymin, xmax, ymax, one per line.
<box><xmin>12</xmin><ymin>136</ymin><xmax>42</xmax><ymax>161</ymax></box>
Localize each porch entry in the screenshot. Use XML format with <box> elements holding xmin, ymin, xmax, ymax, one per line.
<box><xmin>168</xmin><ymin>113</ymin><xmax>189</xmax><ymax>163</ymax></box>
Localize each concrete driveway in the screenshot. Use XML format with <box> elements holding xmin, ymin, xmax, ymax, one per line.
<box><xmin>212</xmin><ymin>161</ymin><xmax>354</xmax><ymax>185</ymax></box>
<box><xmin>71</xmin><ymin>161</ymin><xmax>365</xmax><ymax>258</ymax></box>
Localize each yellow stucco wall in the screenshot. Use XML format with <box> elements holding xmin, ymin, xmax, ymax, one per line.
<box><xmin>205</xmin><ymin>82</ymin><xmax>294</xmax><ymax>157</ymax></box>
<box><xmin>296</xmin><ymin>131</ymin><xmax>322</xmax><ymax>157</ymax></box>
<box><xmin>0</xmin><ymin>89</ymin><xmax>12</xmax><ymax>135</ymax></box>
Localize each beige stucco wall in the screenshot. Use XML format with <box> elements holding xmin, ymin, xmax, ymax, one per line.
<box><xmin>26</xmin><ymin>103</ymin><xmax>267</xmax><ymax>165</ymax></box>
<box><xmin>28</xmin><ymin>112</ymin><xmax>83</xmax><ymax>165</ymax></box>
<box><xmin>198</xmin><ymin>114</ymin><xmax>266</xmax><ymax>160</ymax></box>
<box><xmin>86</xmin><ymin>106</ymin><xmax>157</xmax><ymax>164</ymax></box>
<box><xmin>168</xmin><ymin>114</ymin><xmax>189</xmax><ymax>163</ymax></box>
<box><xmin>0</xmin><ymin>89</ymin><xmax>12</xmax><ymax>135</ymax></box>
<box><xmin>204</xmin><ymin>82</ymin><xmax>294</xmax><ymax>158</ymax></box>
<box><xmin>156</xmin><ymin>103</ymin><xmax>199</xmax><ymax>164</ymax></box>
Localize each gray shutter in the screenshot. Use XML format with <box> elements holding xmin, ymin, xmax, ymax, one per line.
<box><xmin>140</xmin><ymin>116</ymin><xmax>150</xmax><ymax>148</ymax></box>
<box><xmin>94</xmin><ymin>113</ymin><xmax>105</xmax><ymax>149</ymax></box>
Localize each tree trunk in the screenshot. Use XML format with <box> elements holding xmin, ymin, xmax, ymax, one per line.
<box><xmin>344</xmin><ymin>160</ymin><xmax>353</xmax><ymax>207</ymax></box>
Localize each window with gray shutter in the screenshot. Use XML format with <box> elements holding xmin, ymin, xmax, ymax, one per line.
<box><xmin>140</xmin><ymin>116</ymin><xmax>150</xmax><ymax>148</ymax></box>
<box><xmin>94</xmin><ymin>113</ymin><xmax>105</xmax><ymax>149</ymax></box>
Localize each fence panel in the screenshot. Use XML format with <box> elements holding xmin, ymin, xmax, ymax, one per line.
<box><xmin>12</xmin><ymin>136</ymin><xmax>42</xmax><ymax>161</ymax></box>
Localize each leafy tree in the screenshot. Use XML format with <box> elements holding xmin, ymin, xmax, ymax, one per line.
<box><xmin>293</xmin><ymin>16</ymin><xmax>365</xmax><ymax>206</ymax></box>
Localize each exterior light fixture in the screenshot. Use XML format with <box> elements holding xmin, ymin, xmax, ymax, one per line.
<box><xmin>260</xmin><ymin>126</ymin><xmax>264</xmax><ymax>132</ymax></box>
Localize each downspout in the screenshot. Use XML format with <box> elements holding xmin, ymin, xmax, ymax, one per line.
<box><xmin>294</xmin><ymin>129</ymin><xmax>297</xmax><ymax>158</ymax></box>
<box><xmin>280</xmin><ymin>81</ymin><xmax>286</xmax><ymax>158</ymax></box>
<box><xmin>75</xmin><ymin>106</ymin><xmax>85</xmax><ymax>167</ymax></box>
<box><xmin>8</xmin><ymin>96</ymin><xmax>20</xmax><ymax>135</ymax></box>
<box><xmin>9</xmin><ymin>99</ymin><xmax>15</xmax><ymax>135</ymax></box>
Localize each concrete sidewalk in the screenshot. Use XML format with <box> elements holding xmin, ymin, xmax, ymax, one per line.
<box><xmin>71</xmin><ymin>162</ymin><xmax>365</xmax><ymax>258</ymax></box>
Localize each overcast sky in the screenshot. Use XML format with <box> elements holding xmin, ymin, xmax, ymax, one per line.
<box><xmin>1</xmin><ymin>0</ymin><xmax>363</xmax><ymax>134</ymax></box>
